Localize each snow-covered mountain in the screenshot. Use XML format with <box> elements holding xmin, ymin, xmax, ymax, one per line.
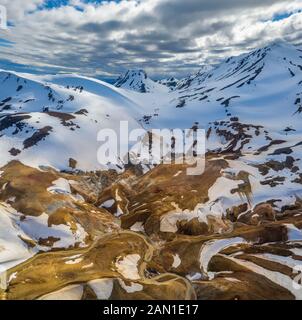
<box><xmin>0</xmin><ymin>71</ymin><xmax>143</xmax><ymax>171</ymax></box>
<box><xmin>114</xmin><ymin>69</ymin><xmax>168</xmax><ymax>93</ymax></box>
<box><xmin>156</xmin><ymin>77</ymin><xmax>179</xmax><ymax>90</ymax></box>
<box><xmin>1</xmin><ymin>40</ymin><xmax>302</xmax><ymax>300</ymax></box>
<box><xmin>176</xmin><ymin>65</ymin><xmax>214</xmax><ymax>90</ymax></box>
<box><xmin>139</xmin><ymin>41</ymin><xmax>302</xmax><ymax>131</ymax></box>
<box><xmin>0</xmin><ymin>40</ymin><xmax>301</xmax><ymax>181</ymax></box>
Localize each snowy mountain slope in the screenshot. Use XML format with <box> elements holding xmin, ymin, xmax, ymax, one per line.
<box><xmin>0</xmin><ymin>71</ymin><xmax>143</xmax><ymax>171</ymax></box>
<box><xmin>0</xmin><ymin>70</ymin><xmax>141</xmax><ymax>115</ymax></box>
<box><xmin>26</xmin><ymin>72</ymin><xmax>140</xmax><ymax>108</ymax></box>
<box><xmin>114</xmin><ymin>69</ymin><xmax>168</xmax><ymax>93</ymax></box>
<box><xmin>0</xmin><ymin>41</ymin><xmax>301</xmax><ymax>170</ymax></box>
<box><xmin>137</xmin><ymin>41</ymin><xmax>302</xmax><ymax>133</ymax></box>
<box><xmin>176</xmin><ymin>65</ymin><xmax>214</xmax><ymax>91</ymax></box>
<box><xmin>187</xmin><ymin>41</ymin><xmax>301</xmax><ymax>128</ymax></box>
<box><xmin>0</xmin><ymin>41</ymin><xmax>301</xmax><ymax>171</ymax></box>
<box><xmin>156</xmin><ymin>77</ymin><xmax>179</xmax><ymax>90</ymax></box>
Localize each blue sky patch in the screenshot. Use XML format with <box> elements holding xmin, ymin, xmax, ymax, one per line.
<box><xmin>272</xmin><ymin>10</ymin><xmax>301</xmax><ymax>22</ymax></box>
<box><xmin>38</xmin><ymin>0</ymin><xmax>69</xmax><ymax>10</ymax></box>
<box><xmin>38</xmin><ymin>0</ymin><xmax>118</xmax><ymax>10</ymax></box>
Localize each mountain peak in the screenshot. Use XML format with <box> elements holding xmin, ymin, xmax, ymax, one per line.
<box><xmin>258</xmin><ymin>40</ymin><xmax>302</xmax><ymax>58</ymax></box>
<box><xmin>114</xmin><ymin>69</ymin><xmax>150</xmax><ymax>92</ymax></box>
<box><xmin>125</xmin><ymin>69</ymin><xmax>148</xmax><ymax>80</ymax></box>
<box><xmin>114</xmin><ymin>69</ymin><xmax>168</xmax><ymax>93</ymax></box>
<box><xmin>266</xmin><ymin>39</ymin><xmax>296</xmax><ymax>49</ymax></box>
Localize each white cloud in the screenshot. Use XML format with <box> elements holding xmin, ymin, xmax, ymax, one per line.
<box><xmin>1</xmin><ymin>0</ymin><xmax>43</xmax><ymax>20</ymax></box>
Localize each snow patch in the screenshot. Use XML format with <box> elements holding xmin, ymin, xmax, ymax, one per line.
<box><xmin>115</xmin><ymin>254</ymin><xmax>141</xmax><ymax>280</ymax></box>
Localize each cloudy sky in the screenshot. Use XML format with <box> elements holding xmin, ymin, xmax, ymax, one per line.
<box><xmin>0</xmin><ymin>0</ymin><xmax>301</xmax><ymax>79</ymax></box>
